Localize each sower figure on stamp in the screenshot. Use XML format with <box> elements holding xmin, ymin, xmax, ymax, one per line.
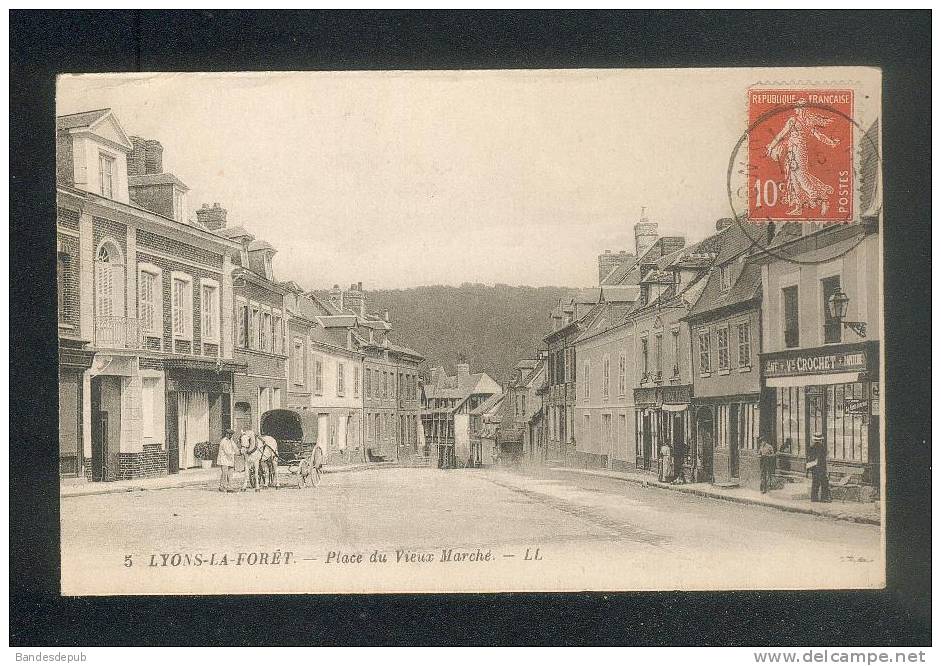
<box><xmin>807</xmin><ymin>432</ymin><xmax>832</xmax><ymax>503</ymax></box>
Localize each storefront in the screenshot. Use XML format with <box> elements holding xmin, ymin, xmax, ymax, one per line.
<box><xmin>164</xmin><ymin>359</ymin><xmax>241</xmax><ymax>473</ymax></box>
<box><xmin>761</xmin><ymin>341</ymin><xmax>880</xmax><ymax>485</ymax></box>
<box><xmin>634</xmin><ymin>385</ymin><xmax>693</xmax><ymax>477</ymax></box>
<box><xmin>692</xmin><ymin>395</ymin><xmax>761</xmax><ymax>485</ymax></box>
<box><xmin>58</xmin><ymin>338</ymin><xmax>95</xmax><ymax>478</ymax></box>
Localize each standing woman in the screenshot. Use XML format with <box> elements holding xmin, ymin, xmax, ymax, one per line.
<box><xmin>216</xmin><ymin>429</ymin><xmax>237</xmax><ymax>492</ymax></box>
<box><xmin>311</xmin><ymin>439</ymin><xmax>325</xmax><ymax>487</ymax></box>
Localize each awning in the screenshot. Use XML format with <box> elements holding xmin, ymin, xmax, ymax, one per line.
<box><xmin>765</xmin><ymin>372</ymin><xmax>863</xmax><ymax>388</ymax></box>
<box><xmin>661</xmin><ymin>403</ymin><xmax>688</xmax><ymax>412</ymax></box>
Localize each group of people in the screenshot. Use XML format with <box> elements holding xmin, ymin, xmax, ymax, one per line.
<box><xmin>657</xmin><ymin>432</ymin><xmax>831</xmax><ymax>501</ymax></box>
<box><xmin>214</xmin><ymin>428</ymin><xmax>325</xmax><ymax>492</ymax></box>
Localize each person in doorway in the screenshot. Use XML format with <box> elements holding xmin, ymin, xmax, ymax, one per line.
<box><xmin>807</xmin><ymin>432</ymin><xmax>832</xmax><ymax>502</ymax></box>
<box><xmin>672</xmin><ymin>442</ymin><xmax>687</xmax><ymax>484</ymax></box>
<box><xmin>659</xmin><ymin>443</ymin><xmax>673</xmax><ymax>482</ymax></box>
<box><xmin>216</xmin><ymin>429</ymin><xmax>238</xmax><ymax>492</ymax></box>
<box><xmin>758</xmin><ymin>436</ymin><xmax>776</xmax><ymax>493</ymax></box>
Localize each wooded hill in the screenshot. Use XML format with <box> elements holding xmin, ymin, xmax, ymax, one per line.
<box><xmin>363</xmin><ymin>283</ymin><xmax>578</xmax><ymax>384</ymax></box>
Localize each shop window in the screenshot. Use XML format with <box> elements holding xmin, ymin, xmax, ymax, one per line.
<box><xmin>774</xmin><ymin>386</ymin><xmax>804</xmax><ymax>457</ymax></box>
<box><xmin>716</xmin><ymin>326</ymin><xmax>730</xmax><ymax>371</ymax></box>
<box><xmin>783</xmin><ymin>286</ymin><xmax>800</xmax><ymax>348</ymax></box>
<box><xmin>822</xmin><ymin>276</ymin><xmax>842</xmax><ymax>344</ymax></box>
<box><xmin>827</xmin><ymin>382</ymin><xmax>869</xmax><ymax>462</ymax></box>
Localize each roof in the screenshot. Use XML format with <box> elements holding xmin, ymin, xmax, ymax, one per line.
<box><xmin>128</xmin><ymin>173</ymin><xmax>189</xmax><ymax>191</ymax></box>
<box><xmin>600</xmin><ymin>255</ymin><xmax>638</xmax><ymax>285</ymax></box>
<box><xmin>387</xmin><ymin>341</ymin><xmax>425</xmax><ymax>360</ymax></box>
<box><xmin>470</xmin><ymin>392</ymin><xmax>505</xmax><ymax>416</ymax></box>
<box><xmin>247</xmin><ymin>239</ymin><xmax>275</xmax><ymax>252</ymax></box>
<box><xmin>56</xmin><ymin>108</ymin><xmax>112</xmax><ymax>131</ymax></box>
<box><xmin>424</xmin><ymin>367</ymin><xmax>500</xmax><ymax>402</ymax></box>
<box><xmin>574</xmin><ymin>288</ymin><xmax>602</xmax><ymax>304</ymax></box>
<box><xmin>217</xmin><ymin>226</ymin><xmax>255</xmax><ymax>241</ymax></box>
<box><xmin>318</xmin><ymin>314</ymin><xmax>358</xmax><ymax>328</ymax></box>
<box><xmin>575</xmin><ymin>302</ymin><xmax>636</xmax><ymax>342</ymax></box>
<box><xmin>686</xmin><ymin>262</ymin><xmax>762</xmax><ymax>320</ymax></box>
<box><xmin>600</xmin><ymin>284</ymin><xmax>641</xmax><ymax>303</ymax></box>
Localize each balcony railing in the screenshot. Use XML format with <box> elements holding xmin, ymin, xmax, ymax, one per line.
<box><xmin>95</xmin><ymin>316</ymin><xmax>142</xmax><ymax>349</ymax></box>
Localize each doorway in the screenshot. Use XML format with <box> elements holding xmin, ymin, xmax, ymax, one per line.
<box><xmin>696</xmin><ymin>407</ymin><xmax>714</xmax><ymax>481</ymax></box>
<box><xmin>672</xmin><ymin>411</ymin><xmax>686</xmax><ymax>476</ymax></box>
<box><xmin>641</xmin><ymin>411</ymin><xmax>653</xmax><ymax>471</ymax></box>
<box><xmin>90</xmin><ymin>376</ymin><xmax>120</xmax><ymax>482</ymax></box>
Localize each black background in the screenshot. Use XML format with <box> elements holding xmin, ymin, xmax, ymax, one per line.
<box><xmin>10</xmin><ymin>10</ymin><xmax>931</xmax><ymax>646</ymax></box>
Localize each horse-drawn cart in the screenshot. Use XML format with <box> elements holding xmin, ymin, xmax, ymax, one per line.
<box><xmin>260</xmin><ymin>408</ymin><xmax>322</xmax><ymax>488</ymax></box>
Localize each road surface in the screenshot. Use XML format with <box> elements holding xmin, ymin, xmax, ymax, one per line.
<box><xmin>60</xmin><ymin>466</ymin><xmax>882</xmax><ymax>595</ymax></box>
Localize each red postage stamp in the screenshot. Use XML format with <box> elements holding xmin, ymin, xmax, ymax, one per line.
<box><xmin>748</xmin><ymin>88</ymin><xmax>854</xmax><ymax>222</ymax></box>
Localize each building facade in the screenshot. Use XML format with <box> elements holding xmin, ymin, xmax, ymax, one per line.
<box><xmin>686</xmin><ymin>224</ymin><xmax>766</xmax><ymax>487</ymax></box>
<box><xmin>755</xmin><ymin>221</ymin><xmax>881</xmax><ymax>490</ymax></box>
<box><xmin>57</xmin><ymin>109</ymin><xmax>242</xmax><ymax>481</ymax></box>
<box><xmin>421</xmin><ymin>363</ymin><xmax>501</xmax><ymax>468</ymax></box>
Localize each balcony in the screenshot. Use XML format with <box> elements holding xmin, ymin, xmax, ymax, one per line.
<box><xmin>95</xmin><ymin>316</ymin><xmax>142</xmax><ymax>349</ymax></box>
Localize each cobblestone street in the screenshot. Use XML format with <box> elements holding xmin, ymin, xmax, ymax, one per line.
<box><xmin>60</xmin><ymin>466</ymin><xmax>882</xmax><ymax>595</ymax></box>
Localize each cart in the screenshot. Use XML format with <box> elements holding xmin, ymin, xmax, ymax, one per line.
<box><xmin>260</xmin><ymin>409</ymin><xmax>320</xmax><ymax>488</ymax></box>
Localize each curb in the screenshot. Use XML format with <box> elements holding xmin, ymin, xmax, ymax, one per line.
<box><xmin>61</xmin><ymin>462</ymin><xmax>399</xmax><ymax>498</ymax></box>
<box><xmin>551</xmin><ymin>467</ymin><xmax>881</xmax><ymax>526</ymax></box>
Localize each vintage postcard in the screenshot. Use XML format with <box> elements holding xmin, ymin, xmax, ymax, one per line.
<box><xmin>55</xmin><ymin>67</ymin><xmax>883</xmax><ymax>595</ymax></box>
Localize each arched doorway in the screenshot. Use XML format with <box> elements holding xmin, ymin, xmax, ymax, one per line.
<box><xmin>696</xmin><ymin>407</ymin><xmax>715</xmax><ymax>481</ymax></box>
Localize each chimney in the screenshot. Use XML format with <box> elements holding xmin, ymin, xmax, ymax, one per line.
<box><xmin>126</xmin><ymin>136</ymin><xmax>187</xmax><ymax>222</ymax></box>
<box><xmin>329</xmin><ymin>285</ymin><xmax>343</xmax><ymax>310</ymax></box>
<box><xmin>634</xmin><ymin>211</ymin><xmax>659</xmax><ymax>259</ymax></box>
<box><xmin>127</xmin><ymin>136</ymin><xmax>147</xmax><ymax>176</ymax></box>
<box><xmin>144</xmin><ymin>139</ymin><xmax>163</xmax><ymax>174</ymax></box>
<box><xmin>598</xmin><ymin>248</ymin><xmax>635</xmax><ymax>285</ymax></box>
<box><xmin>382</xmin><ymin>308</ymin><xmax>390</xmax><ymax>323</ymax></box>
<box><xmin>195</xmin><ymin>202</ymin><xmax>227</xmax><ymax>230</ymax></box>
<box><xmin>343</xmin><ymin>282</ymin><xmax>366</xmax><ymax>317</ymax></box>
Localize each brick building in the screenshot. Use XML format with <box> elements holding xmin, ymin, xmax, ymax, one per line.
<box><xmin>206</xmin><ymin>209</ymin><xmax>289</xmax><ymax>434</ymax></box>
<box><xmin>56</xmin><ymin>109</ymin><xmax>242</xmax><ymax>481</ymax></box>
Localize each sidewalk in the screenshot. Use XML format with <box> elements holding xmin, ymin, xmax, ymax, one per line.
<box><xmin>551</xmin><ymin>466</ymin><xmax>881</xmax><ymax>525</ymax></box>
<box><xmin>60</xmin><ymin>461</ymin><xmax>396</xmax><ymax>498</ymax></box>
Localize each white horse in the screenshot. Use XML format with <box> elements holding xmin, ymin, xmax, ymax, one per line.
<box><xmin>238</xmin><ymin>430</ymin><xmax>263</xmax><ymax>492</ymax></box>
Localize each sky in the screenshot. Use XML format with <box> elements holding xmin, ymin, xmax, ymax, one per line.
<box><xmin>57</xmin><ymin>68</ymin><xmax>879</xmax><ymax>290</ymax></box>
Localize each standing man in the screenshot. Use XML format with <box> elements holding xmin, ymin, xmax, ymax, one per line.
<box><xmin>807</xmin><ymin>432</ymin><xmax>832</xmax><ymax>502</ymax></box>
<box><xmin>758</xmin><ymin>436</ymin><xmax>776</xmax><ymax>493</ymax></box>
<box><xmin>216</xmin><ymin>429</ymin><xmax>237</xmax><ymax>492</ymax></box>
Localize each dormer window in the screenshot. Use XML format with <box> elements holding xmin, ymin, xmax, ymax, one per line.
<box><xmin>98</xmin><ymin>153</ymin><xmax>114</xmax><ymax>199</ymax></box>
<box><xmin>720</xmin><ymin>264</ymin><xmax>732</xmax><ymax>292</ymax></box>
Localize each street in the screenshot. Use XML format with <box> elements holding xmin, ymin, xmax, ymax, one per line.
<box><xmin>60</xmin><ymin>466</ymin><xmax>883</xmax><ymax>595</ymax></box>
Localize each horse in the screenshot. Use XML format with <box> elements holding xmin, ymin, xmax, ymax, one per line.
<box><xmin>238</xmin><ymin>430</ymin><xmax>263</xmax><ymax>492</ymax></box>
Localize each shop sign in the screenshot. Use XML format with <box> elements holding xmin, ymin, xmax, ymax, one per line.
<box><xmin>633</xmin><ymin>385</ymin><xmax>691</xmax><ymax>407</ymax></box>
<box><xmin>763</xmin><ymin>345</ymin><xmax>869</xmax><ymax>378</ymax></box>
<box><xmin>844</xmin><ymin>398</ymin><xmax>869</xmax><ymax>414</ymax></box>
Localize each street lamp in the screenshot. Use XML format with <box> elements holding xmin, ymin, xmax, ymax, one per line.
<box><xmin>827</xmin><ymin>289</ymin><xmax>867</xmax><ymax>337</ymax></box>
